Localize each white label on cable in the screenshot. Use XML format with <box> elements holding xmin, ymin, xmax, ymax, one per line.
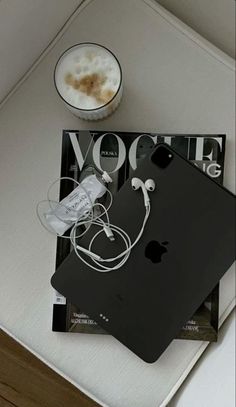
<box><xmin>45</xmin><ymin>175</ymin><xmax>106</xmax><ymax>235</ymax></box>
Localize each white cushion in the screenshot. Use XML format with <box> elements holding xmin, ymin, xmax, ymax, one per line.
<box><xmin>170</xmin><ymin>311</ymin><xmax>235</xmax><ymax>406</ymax></box>
<box><xmin>156</xmin><ymin>0</ymin><xmax>235</xmax><ymax>58</ymax></box>
<box><xmin>0</xmin><ymin>0</ymin><xmax>82</xmax><ymax>102</ymax></box>
<box><xmin>0</xmin><ymin>1</ymin><xmax>235</xmax><ymax>406</ymax></box>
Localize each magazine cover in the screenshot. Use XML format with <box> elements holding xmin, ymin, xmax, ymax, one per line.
<box><xmin>52</xmin><ymin>131</ymin><xmax>225</xmax><ymax>341</ymax></box>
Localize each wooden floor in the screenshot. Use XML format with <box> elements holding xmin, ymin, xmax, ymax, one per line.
<box><xmin>0</xmin><ymin>330</ymin><xmax>100</xmax><ymax>407</ymax></box>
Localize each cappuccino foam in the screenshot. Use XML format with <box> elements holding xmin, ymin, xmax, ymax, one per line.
<box><xmin>55</xmin><ymin>44</ymin><xmax>121</xmax><ymax>110</ymax></box>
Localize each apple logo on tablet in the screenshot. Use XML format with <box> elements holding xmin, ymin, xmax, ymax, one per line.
<box><xmin>145</xmin><ymin>240</ymin><xmax>169</xmax><ymax>263</ymax></box>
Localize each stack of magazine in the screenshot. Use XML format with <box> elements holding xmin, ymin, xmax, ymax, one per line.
<box><xmin>52</xmin><ymin>130</ymin><xmax>225</xmax><ymax>342</ymax></box>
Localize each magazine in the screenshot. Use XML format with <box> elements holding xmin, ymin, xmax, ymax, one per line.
<box><xmin>52</xmin><ymin>130</ymin><xmax>225</xmax><ymax>341</ymax></box>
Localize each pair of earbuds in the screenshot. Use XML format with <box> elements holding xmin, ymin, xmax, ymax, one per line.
<box><xmin>71</xmin><ymin>175</ymin><xmax>157</xmax><ymax>272</ymax></box>
<box><xmin>73</xmin><ymin>176</ymin><xmax>156</xmax><ymax>271</ymax></box>
<box><xmin>131</xmin><ymin>178</ymin><xmax>156</xmax><ymax>207</ymax></box>
<box><xmin>102</xmin><ymin>171</ymin><xmax>155</xmax><ymax>209</ymax></box>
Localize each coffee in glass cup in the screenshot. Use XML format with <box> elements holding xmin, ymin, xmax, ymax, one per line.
<box><xmin>54</xmin><ymin>43</ymin><xmax>123</xmax><ymax>120</ymax></box>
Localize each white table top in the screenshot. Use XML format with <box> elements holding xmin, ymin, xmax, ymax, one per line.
<box><xmin>0</xmin><ymin>1</ymin><xmax>235</xmax><ymax>406</ymax></box>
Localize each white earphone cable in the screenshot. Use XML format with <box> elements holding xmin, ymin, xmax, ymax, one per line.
<box><xmin>71</xmin><ymin>203</ymin><xmax>150</xmax><ymax>272</ymax></box>
<box><xmin>37</xmin><ymin>175</ymin><xmax>153</xmax><ymax>272</ymax></box>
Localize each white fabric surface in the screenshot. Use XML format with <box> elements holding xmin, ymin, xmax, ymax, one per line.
<box><xmin>0</xmin><ymin>1</ymin><xmax>235</xmax><ymax>406</ymax></box>
<box><xmin>170</xmin><ymin>310</ymin><xmax>236</xmax><ymax>407</ymax></box>
<box><xmin>156</xmin><ymin>0</ymin><xmax>236</xmax><ymax>58</ymax></box>
<box><xmin>0</xmin><ymin>0</ymin><xmax>82</xmax><ymax>102</ymax></box>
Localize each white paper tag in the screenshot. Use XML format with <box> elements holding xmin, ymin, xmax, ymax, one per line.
<box><xmin>45</xmin><ymin>175</ymin><xmax>106</xmax><ymax>235</ymax></box>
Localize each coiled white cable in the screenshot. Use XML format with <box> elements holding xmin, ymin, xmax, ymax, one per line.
<box><xmin>70</xmin><ymin>201</ymin><xmax>150</xmax><ymax>272</ymax></box>
<box><xmin>37</xmin><ymin>176</ymin><xmax>151</xmax><ymax>272</ymax></box>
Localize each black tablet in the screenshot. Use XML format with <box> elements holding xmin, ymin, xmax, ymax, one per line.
<box><xmin>51</xmin><ymin>143</ymin><xmax>235</xmax><ymax>362</ymax></box>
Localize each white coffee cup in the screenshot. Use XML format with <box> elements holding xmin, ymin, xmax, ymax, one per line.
<box><xmin>54</xmin><ymin>43</ymin><xmax>123</xmax><ymax>120</ymax></box>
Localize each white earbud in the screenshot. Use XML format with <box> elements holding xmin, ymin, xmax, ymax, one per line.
<box><xmin>145</xmin><ymin>179</ymin><xmax>155</xmax><ymax>192</ymax></box>
<box><xmin>131</xmin><ymin>177</ymin><xmax>155</xmax><ymax>207</ymax></box>
<box><xmin>131</xmin><ymin>177</ymin><xmax>143</xmax><ymax>191</ymax></box>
